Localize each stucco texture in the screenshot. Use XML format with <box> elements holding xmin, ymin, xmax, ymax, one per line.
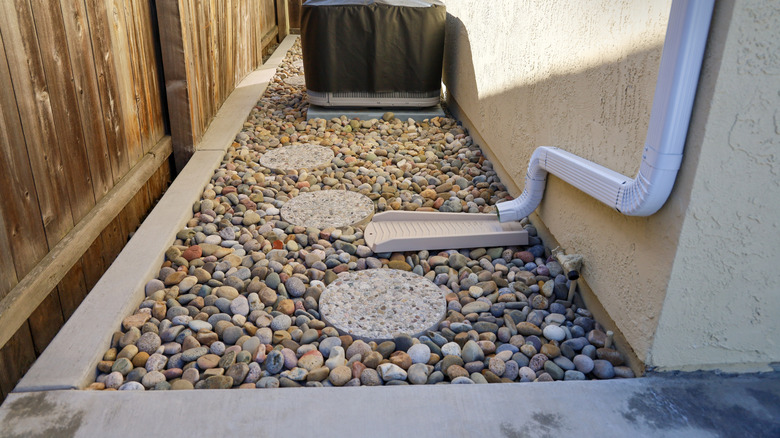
<box><xmin>649</xmin><ymin>0</ymin><xmax>780</xmax><ymax>371</ymax></box>
<box><xmin>442</xmin><ymin>0</ymin><xmax>675</xmax><ymax>365</ymax></box>
<box><xmin>443</xmin><ymin>0</ymin><xmax>780</xmax><ymax>371</ymax></box>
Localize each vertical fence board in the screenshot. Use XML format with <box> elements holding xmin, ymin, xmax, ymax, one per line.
<box><xmin>122</xmin><ymin>0</ymin><xmax>151</xmax><ymax>154</ymax></box>
<box><xmin>100</xmin><ymin>215</ymin><xmax>126</xmax><ymax>269</ymax></box>
<box><xmin>58</xmin><ymin>260</ymin><xmax>89</xmax><ymax>321</ymax></box>
<box><xmin>0</xmin><ymin>0</ymin><xmax>75</xmax><ymax>248</ymax></box>
<box><xmin>288</xmin><ymin>0</ymin><xmax>302</xmax><ymax>30</ymax></box>
<box><xmin>30</xmin><ymin>0</ymin><xmax>95</xmax><ymax>223</ymax></box>
<box><xmin>0</xmin><ymin>26</ymin><xmax>44</xmax><ymax>398</ymax></box>
<box><xmin>81</xmin><ymin>237</ymin><xmax>107</xmax><ymax>292</ymax></box>
<box><xmin>0</xmin><ymin>215</ymin><xmax>18</xmax><ymax>297</ymax></box>
<box><xmin>0</xmin><ymin>28</ymin><xmax>49</xmax><ymax>286</ymax></box>
<box><xmin>0</xmin><ymin>325</ymin><xmax>36</xmax><ymax>401</ymax></box>
<box><xmin>59</xmin><ymin>0</ymin><xmax>116</xmax><ymax>196</ymax></box>
<box><xmin>105</xmin><ymin>0</ymin><xmax>143</xmax><ymax>167</ymax></box>
<box><xmin>27</xmin><ymin>288</ymin><xmax>65</xmax><ymax>354</ymax></box>
<box><xmin>131</xmin><ymin>0</ymin><xmax>165</xmax><ymax>145</ymax></box>
<box><xmin>276</xmin><ymin>0</ymin><xmax>289</xmax><ymax>42</ymax></box>
<box><xmin>85</xmin><ymin>0</ymin><xmax>131</xmax><ymax>181</ymax></box>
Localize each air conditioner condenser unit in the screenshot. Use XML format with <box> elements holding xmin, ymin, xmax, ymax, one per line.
<box><xmin>301</xmin><ymin>0</ymin><xmax>446</xmax><ymax>108</ymax></box>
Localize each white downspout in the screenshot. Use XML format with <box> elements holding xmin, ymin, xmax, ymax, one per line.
<box><xmin>496</xmin><ymin>0</ymin><xmax>715</xmax><ymax>223</ymax></box>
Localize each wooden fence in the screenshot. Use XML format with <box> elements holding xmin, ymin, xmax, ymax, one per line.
<box><xmin>158</xmin><ymin>0</ymin><xmax>289</xmax><ymax>170</ymax></box>
<box><xmin>288</xmin><ymin>0</ymin><xmax>302</xmax><ymax>30</ymax></box>
<box><xmin>0</xmin><ymin>0</ymin><xmax>288</xmax><ymax>403</ymax></box>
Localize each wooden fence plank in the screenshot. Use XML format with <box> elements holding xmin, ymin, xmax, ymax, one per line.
<box><xmin>59</xmin><ymin>0</ymin><xmax>116</xmax><ymax>195</ymax></box>
<box><xmin>85</xmin><ymin>0</ymin><xmax>131</xmax><ymax>181</ymax></box>
<box><xmin>131</xmin><ymin>0</ymin><xmax>166</xmax><ymax>145</ymax></box>
<box><xmin>0</xmin><ymin>28</ymin><xmax>49</xmax><ymax>289</ymax></box>
<box><xmin>28</xmin><ymin>288</ymin><xmax>65</xmax><ymax>354</ymax></box>
<box><xmin>207</xmin><ymin>0</ymin><xmax>219</xmax><ymax>113</ymax></box>
<box><xmin>0</xmin><ymin>0</ymin><xmax>75</xmax><ymax>248</ymax></box>
<box><xmin>58</xmin><ymin>260</ymin><xmax>89</xmax><ymax>321</ymax></box>
<box><xmin>186</xmin><ymin>0</ymin><xmax>204</xmax><ymax>143</ymax></box>
<box><xmin>122</xmin><ymin>0</ymin><xmax>152</xmax><ymax>155</ymax></box>
<box><xmin>0</xmin><ymin>215</ymin><xmax>18</xmax><ymax>297</ymax></box>
<box><xmin>288</xmin><ymin>0</ymin><xmax>302</xmax><ymax>30</ymax></box>
<box><xmin>29</xmin><ymin>0</ymin><xmax>95</xmax><ymax>223</ymax></box>
<box><xmin>105</xmin><ymin>0</ymin><xmax>144</xmax><ymax>168</ymax></box>
<box><xmin>197</xmin><ymin>0</ymin><xmax>213</xmax><ymax>128</ymax></box>
<box><xmin>276</xmin><ymin>0</ymin><xmax>289</xmax><ymax>42</ymax></box>
<box><xmin>0</xmin><ymin>325</ymin><xmax>36</xmax><ymax>402</ymax></box>
<box><xmin>0</xmin><ymin>17</ymin><xmax>49</xmax><ymax>384</ymax></box>
<box><xmin>81</xmin><ymin>237</ymin><xmax>107</xmax><ymax>293</ymax></box>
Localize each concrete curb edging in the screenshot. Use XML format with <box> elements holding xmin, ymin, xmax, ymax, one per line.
<box><xmin>14</xmin><ymin>36</ymin><xmax>298</xmax><ymax>393</ymax></box>
<box><xmin>3</xmin><ymin>375</ymin><xmax>780</xmax><ymax>437</ymax></box>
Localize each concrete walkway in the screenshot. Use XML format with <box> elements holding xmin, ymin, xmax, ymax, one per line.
<box><xmin>1</xmin><ymin>372</ymin><xmax>778</xmax><ymax>437</ymax></box>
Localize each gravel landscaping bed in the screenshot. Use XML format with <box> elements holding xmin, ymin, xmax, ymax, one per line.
<box><xmin>91</xmin><ymin>40</ymin><xmax>633</xmax><ymax>391</ymax></box>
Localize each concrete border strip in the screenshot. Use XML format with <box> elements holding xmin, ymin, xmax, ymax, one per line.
<box><xmin>3</xmin><ymin>375</ymin><xmax>780</xmax><ymax>437</ymax></box>
<box><xmin>14</xmin><ymin>35</ymin><xmax>298</xmax><ymax>393</ymax></box>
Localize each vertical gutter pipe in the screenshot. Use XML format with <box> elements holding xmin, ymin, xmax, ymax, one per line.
<box><xmin>496</xmin><ymin>0</ymin><xmax>715</xmax><ymax>222</ymax></box>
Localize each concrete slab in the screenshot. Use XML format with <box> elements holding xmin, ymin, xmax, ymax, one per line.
<box><xmin>13</xmin><ymin>36</ymin><xmax>299</xmax><ymax>393</ymax></box>
<box><xmin>258</xmin><ymin>143</ymin><xmax>334</xmax><ymax>171</ymax></box>
<box><xmin>320</xmin><ymin>269</ymin><xmax>446</xmax><ymax>342</ymax></box>
<box><xmin>1</xmin><ymin>374</ymin><xmax>778</xmax><ymax>437</ymax></box>
<box><xmin>307</xmin><ymin>104</ymin><xmax>446</xmax><ymax>121</ymax></box>
<box><xmin>280</xmin><ymin>190</ymin><xmax>375</xmax><ymax>229</ymax></box>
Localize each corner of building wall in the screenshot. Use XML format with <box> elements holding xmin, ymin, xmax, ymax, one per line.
<box><xmin>529</xmin><ymin>211</ymin><xmax>647</xmax><ymax>376</ymax></box>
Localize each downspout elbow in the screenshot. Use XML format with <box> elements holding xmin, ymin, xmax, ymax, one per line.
<box><xmin>496</xmin><ymin>147</ymin><xmax>550</xmax><ymax>222</ymax></box>
<box><xmin>496</xmin><ymin>0</ymin><xmax>712</xmax><ymax>222</ymax></box>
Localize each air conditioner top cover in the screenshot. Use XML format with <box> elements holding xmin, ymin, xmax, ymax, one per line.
<box><xmin>301</xmin><ymin>0</ymin><xmax>445</xmax><ymax>96</ymax></box>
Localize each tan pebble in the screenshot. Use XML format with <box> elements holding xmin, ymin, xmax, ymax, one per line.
<box><xmin>389</xmin><ymin>351</ymin><xmax>412</xmax><ymax>370</ymax></box>
<box><xmin>103</xmin><ymin>348</ymin><xmax>118</xmax><ymax>361</ymax></box>
<box><xmin>277</xmin><ymin>299</ymin><xmax>295</xmax><ymax>315</ymax></box>
<box><xmin>132</xmin><ymin>352</ymin><xmax>150</xmax><ymax>368</ymax></box>
<box><xmin>446</xmin><ymin>365</ymin><xmax>469</xmax><ymax>380</ymax></box>
<box><xmin>97</xmin><ymin>361</ymin><xmax>114</xmax><ymax>373</ymax></box>
<box><xmin>152</xmin><ymin>302</ymin><xmax>167</xmax><ymax>321</ymax></box>
<box><xmin>171</xmin><ymin>379</ymin><xmax>194</xmax><ymax>390</ymax></box>
<box><xmin>329</xmin><ymin>365</ymin><xmax>352</xmax><ymax>386</ymax></box>
<box><xmin>541</xmin><ymin>344</ymin><xmax>560</xmax><ymax>358</ymax></box>
<box><xmin>202</xmin><ymin>368</ymin><xmax>225</xmax><ymax>377</ymax></box>
<box><xmin>164</xmin><ymin>271</ymin><xmax>186</xmax><ymax>286</ymax></box>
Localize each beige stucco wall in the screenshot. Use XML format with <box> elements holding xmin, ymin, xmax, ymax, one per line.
<box><xmin>648</xmin><ymin>0</ymin><xmax>780</xmax><ymax>371</ymax></box>
<box><xmin>443</xmin><ymin>0</ymin><xmax>779</xmax><ymax>370</ymax></box>
<box><xmin>442</xmin><ymin>0</ymin><xmax>676</xmax><ymax>365</ymax></box>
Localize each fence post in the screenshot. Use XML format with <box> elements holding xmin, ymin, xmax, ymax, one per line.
<box><xmin>155</xmin><ymin>0</ymin><xmax>194</xmax><ymax>173</ymax></box>
<box><xmin>276</xmin><ymin>0</ymin><xmax>290</xmax><ymax>42</ymax></box>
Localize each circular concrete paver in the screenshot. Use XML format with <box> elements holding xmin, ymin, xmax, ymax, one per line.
<box><xmin>281</xmin><ymin>190</ymin><xmax>374</xmax><ymax>229</ymax></box>
<box><xmin>258</xmin><ymin>144</ymin><xmax>334</xmax><ymax>171</ymax></box>
<box><xmin>319</xmin><ymin>269</ymin><xmax>447</xmax><ymax>342</ymax></box>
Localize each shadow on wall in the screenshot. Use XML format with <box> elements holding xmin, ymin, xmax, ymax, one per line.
<box><xmin>439</xmin><ymin>9</ymin><xmax>733</xmax><ymax>369</ymax></box>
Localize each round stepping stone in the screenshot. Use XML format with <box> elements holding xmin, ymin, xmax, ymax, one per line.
<box><xmin>320</xmin><ymin>270</ymin><xmax>446</xmax><ymax>342</ymax></box>
<box><xmin>284</xmin><ymin>75</ymin><xmax>306</xmax><ymax>87</ymax></box>
<box><xmin>258</xmin><ymin>144</ymin><xmax>333</xmax><ymax>171</ymax></box>
<box><xmin>281</xmin><ymin>190</ymin><xmax>374</xmax><ymax>229</ymax></box>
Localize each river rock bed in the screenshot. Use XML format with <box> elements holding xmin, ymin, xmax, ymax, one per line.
<box><xmin>91</xmin><ymin>40</ymin><xmax>633</xmax><ymax>391</ymax></box>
